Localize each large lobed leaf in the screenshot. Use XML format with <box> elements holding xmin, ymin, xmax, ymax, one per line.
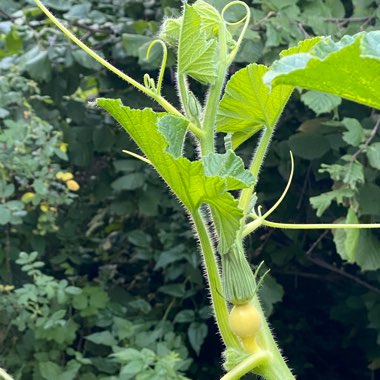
<box><xmin>216</xmin><ymin>64</ymin><xmax>293</xmax><ymax>148</ymax></box>
<box><xmin>215</xmin><ymin>38</ymin><xmax>322</xmax><ymax>149</ymax></box>
<box><xmin>264</xmin><ymin>31</ymin><xmax>380</xmax><ymax>110</ymax></box>
<box><xmin>178</xmin><ymin>3</ymin><xmax>218</xmax><ymax>84</ymax></box>
<box><xmin>97</xmin><ymin>99</ymin><xmax>247</xmax><ymax>253</ymax></box>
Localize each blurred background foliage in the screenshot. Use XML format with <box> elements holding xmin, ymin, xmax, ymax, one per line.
<box><xmin>0</xmin><ymin>0</ymin><xmax>380</xmax><ymax>379</ymax></box>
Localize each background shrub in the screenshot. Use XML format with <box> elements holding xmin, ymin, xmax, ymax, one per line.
<box><xmin>0</xmin><ymin>1</ymin><xmax>380</xmax><ymax>379</ymax></box>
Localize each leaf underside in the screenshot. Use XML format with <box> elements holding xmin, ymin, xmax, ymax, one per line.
<box><xmin>264</xmin><ymin>31</ymin><xmax>380</xmax><ymax>110</ymax></box>
<box><xmin>178</xmin><ymin>4</ymin><xmax>218</xmax><ymax>84</ymax></box>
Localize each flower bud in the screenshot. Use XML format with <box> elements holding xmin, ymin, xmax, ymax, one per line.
<box><xmin>221</xmin><ymin>242</ymin><xmax>256</xmax><ymax>305</ymax></box>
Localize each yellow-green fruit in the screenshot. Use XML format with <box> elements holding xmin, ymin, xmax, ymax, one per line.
<box><xmin>40</xmin><ymin>203</ymin><xmax>49</xmax><ymax>213</ymax></box>
<box><xmin>56</xmin><ymin>171</ymin><xmax>73</xmax><ymax>181</ymax></box>
<box><xmin>66</xmin><ymin>179</ymin><xmax>80</xmax><ymax>191</ymax></box>
<box><xmin>229</xmin><ymin>303</ymin><xmax>261</xmax><ymax>338</ymax></box>
<box><xmin>21</xmin><ymin>192</ymin><xmax>35</xmax><ymax>203</ymax></box>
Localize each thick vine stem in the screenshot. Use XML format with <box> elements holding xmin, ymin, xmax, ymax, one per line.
<box><xmin>192</xmin><ymin>211</ymin><xmax>240</xmax><ymax>349</ymax></box>
<box><xmin>200</xmin><ymin>18</ymin><xmax>229</xmax><ymax>156</ymax></box>
<box><xmin>221</xmin><ymin>350</ymin><xmax>270</xmax><ymax>380</ymax></box>
<box><xmin>239</xmin><ymin>127</ymin><xmax>274</xmax><ymax>216</ymax></box>
<box><xmin>250</xmin><ymin>295</ymin><xmax>295</xmax><ymax>380</ymax></box>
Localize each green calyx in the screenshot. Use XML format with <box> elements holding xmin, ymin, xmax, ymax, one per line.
<box><xmin>221</xmin><ymin>242</ymin><xmax>256</xmax><ymax>305</ymax></box>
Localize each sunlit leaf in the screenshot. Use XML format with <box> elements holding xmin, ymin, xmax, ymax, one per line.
<box><xmin>97</xmin><ymin>99</ymin><xmax>243</xmax><ymax>253</ymax></box>
<box><xmin>178</xmin><ymin>4</ymin><xmax>218</xmax><ymax>84</ymax></box>
<box><xmin>202</xmin><ymin>150</ymin><xmax>255</xmax><ymax>191</ymax></box>
<box><xmin>216</xmin><ymin>64</ymin><xmax>293</xmax><ymax>149</ymax></box>
<box><xmin>264</xmin><ymin>31</ymin><xmax>380</xmax><ymax>110</ymax></box>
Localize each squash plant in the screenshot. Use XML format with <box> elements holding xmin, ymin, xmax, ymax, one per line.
<box><xmin>30</xmin><ymin>1</ymin><xmax>380</xmax><ymax>379</ymax></box>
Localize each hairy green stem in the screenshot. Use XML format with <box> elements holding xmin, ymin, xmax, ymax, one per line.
<box><xmin>221</xmin><ymin>351</ymin><xmax>270</xmax><ymax>380</ymax></box>
<box><xmin>239</xmin><ymin>127</ymin><xmax>273</xmax><ymax>215</ymax></box>
<box><xmin>177</xmin><ymin>73</ymin><xmax>190</xmax><ymax>117</ymax></box>
<box><xmin>251</xmin><ymin>296</ymin><xmax>295</xmax><ymax>380</ymax></box>
<box><xmin>0</xmin><ymin>368</ymin><xmax>14</xmax><ymax>380</ymax></box>
<box><xmin>200</xmin><ymin>21</ymin><xmax>229</xmax><ymax>156</ymax></box>
<box><xmin>192</xmin><ymin>211</ymin><xmax>240</xmax><ymax>349</ymax></box>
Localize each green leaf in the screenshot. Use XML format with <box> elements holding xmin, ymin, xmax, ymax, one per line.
<box><xmin>72</xmin><ymin>49</ymin><xmax>102</xmax><ymax>70</ymax></box>
<box><xmin>216</xmin><ymin>64</ymin><xmax>293</xmax><ymax>149</ymax></box>
<box><xmin>193</xmin><ymin>0</ymin><xmax>222</xmax><ymax>39</ymax></box>
<box><xmin>5</xmin><ymin>26</ymin><xmax>22</xmax><ymax>54</ymax></box>
<box><xmin>188</xmin><ymin>322</ymin><xmax>208</xmax><ymax>355</ymax></box>
<box><xmin>97</xmin><ymin>98</ymin><xmax>243</xmax><ymax>253</ymax></box>
<box><xmin>157</xmin><ymin>115</ymin><xmax>188</xmax><ymax>158</ymax></box>
<box><xmin>159</xmin><ymin>283</ymin><xmax>186</xmax><ymax>297</ymax></box>
<box><xmin>0</xmin><ymin>205</ymin><xmax>11</xmax><ymax>225</ymax></box>
<box><xmin>39</xmin><ymin>362</ymin><xmax>61</xmax><ymax>379</ymax></box>
<box><xmin>111</xmin><ymin>173</ymin><xmax>145</xmax><ymax>191</ymax></box>
<box><xmin>122</xmin><ymin>33</ymin><xmax>151</xmax><ymax>57</ymax></box>
<box><xmin>259</xmin><ymin>274</ymin><xmax>284</xmax><ymax>316</ymax></box>
<box><xmin>300</xmin><ymin>90</ymin><xmax>341</xmax><ymax>115</ymax></box>
<box><xmin>85</xmin><ymin>331</ymin><xmax>117</xmax><ymax>346</ymax></box>
<box><xmin>174</xmin><ymin>309</ymin><xmax>196</xmax><ymax>323</ymax></box>
<box><xmin>288</xmin><ymin>133</ymin><xmax>330</xmax><ymax>160</ymax></box>
<box><xmin>310</xmin><ymin>188</ymin><xmax>354</xmax><ymax>217</ymax></box>
<box><xmin>264</xmin><ymin>32</ymin><xmax>380</xmax><ymax>110</ymax></box>
<box><xmin>202</xmin><ymin>150</ymin><xmax>255</xmax><ymax>191</ymax></box>
<box><xmin>333</xmin><ymin>208</ymin><xmax>360</xmax><ymax>263</ymax></box>
<box><xmin>178</xmin><ymin>4</ymin><xmax>218</xmax><ymax>84</ymax></box>
<box><xmin>21</xmin><ymin>46</ymin><xmax>52</xmax><ymax>82</ymax></box>
<box><xmin>341</xmin><ymin>118</ymin><xmax>364</xmax><ymax>147</ymax></box>
<box><xmin>279</xmin><ymin>36</ymin><xmax>322</xmax><ymax>57</ymax></box>
<box><xmin>367</xmin><ymin>142</ymin><xmax>380</xmax><ymax>170</ymax></box>
<box><xmin>358</xmin><ymin>183</ymin><xmax>380</xmax><ymax>216</ymax></box>
<box><xmin>355</xmin><ymin>230</ymin><xmax>380</xmax><ymax>271</ymax></box>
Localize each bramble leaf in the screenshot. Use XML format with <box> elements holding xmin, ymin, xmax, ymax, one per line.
<box><xmin>341</xmin><ymin>118</ymin><xmax>364</xmax><ymax>147</ymax></box>
<box><xmin>97</xmin><ymin>98</ymin><xmax>243</xmax><ymax>253</ymax></box>
<box><xmin>367</xmin><ymin>142</ymin><xmax>380</xmax><ymax>170</ymax></box>
<box><xmin>300</xmin><ymin>90</ymin><xmax>341</xmax><ymax>115</ymax></box>
<box><xmin>178</xmin><ymin>4</ymin><xmax>218</xmax><ymax>84</ymax></box>
<box><xmin>216</xmin><ymin>64</ymin><xmax>292</xmax><ymax>149</ymax></box>
<box><xmin>202</xmin><ymin>150</ymin><xmax>255</xmax><ymax>191</ymax></box>
<box><xmin>333</xmin><ymin>208</ymin><xmax>360</xmax><ymax>263</ymax></box>
<box><xmin>310</xmin><ymin>187</ymin><xmax>354</xmax><ymax>217</ymax></box>
<box><xmin>264</xmin><ymin>31</ymin><xmax>380</xmax><ymax>110</ymax></box>
<box><xmin>355</xmin><ymin>230</ymin><xmax>380</xmax><ymax>271</ymax></box>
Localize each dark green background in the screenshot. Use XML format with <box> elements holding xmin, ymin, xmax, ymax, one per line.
<box><xmin>1</xmin><ymin>0</ymin><xmax>380</xmax><ymax>379</ymax></box>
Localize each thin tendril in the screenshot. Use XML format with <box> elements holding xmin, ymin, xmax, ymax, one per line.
<box><xmin>33</xmin><ymin>0</ymin><xmax>182</xmax><ymax>117</ymax></box>
<box><xmin>242</xmin><ymin>151</ymin><xmax>294</xmax><ymax>236</ymax></box>
<box><xmin>122</xmin><ymin>150</ymin><xmax>152</xmax><ymax>165</ymax></box>
<box><xmin>221</xmin><ymin>1</ymin><xmax>251</xmax><ymax>64</ymax></box>
<box><xmin>262</xmin><ymin>151</ymin><xmax>294</xmax><ymax>220</ymax></box>
<box><xmin>145</xmin><ymin>39</ymin><xmax>168</xmax><ymax>95</ymax></box>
